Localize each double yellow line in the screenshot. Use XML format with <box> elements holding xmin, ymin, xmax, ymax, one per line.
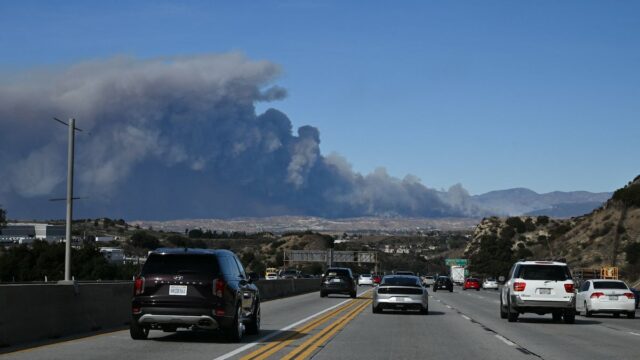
<box><xmin>241</xmin><ymin>295</ymin><xmax>371</xmax><ymax>360</ymax></box>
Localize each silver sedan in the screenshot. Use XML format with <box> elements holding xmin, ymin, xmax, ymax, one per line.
<box><xmin>372</xmin><ymin>275</ymin><xmax>429</xmax><ymax>314</ymax></box>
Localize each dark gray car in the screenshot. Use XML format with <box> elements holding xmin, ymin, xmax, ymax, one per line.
<box><xmin>130</xmin><ymin>248</ymin><xmax>260</xmax><ymax>342</ymax></box>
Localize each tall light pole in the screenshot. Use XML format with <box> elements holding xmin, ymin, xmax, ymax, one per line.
<box><xmin>64</xmin><ymin>118</ymin><xmax>75</xmax><ymax>282</ymax></box>
<box><xmin>53</xmin><ymin>117</ymin><xmax>82</xmax><ymax>284</ymax></box>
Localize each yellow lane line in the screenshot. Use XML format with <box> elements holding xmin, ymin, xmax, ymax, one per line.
<box><xmin>281</xmin><ymin>299</ymin><xmax>372</xmax><ymax>360</ymax></box>
<box><xmin>240</xmin><ymin>299</ymin><xmax>361</xmax><ymax>360</ymax></box>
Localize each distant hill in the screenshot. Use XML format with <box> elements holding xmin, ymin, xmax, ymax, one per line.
<box><xmin>471</xmin><ymin>188</ymin><xmax>611</xmax><ymax>217</ymax></box>
<box><xmin>465</xmin><ymin>175</ymin><xmax>640</xmax><ymax>285</ymax></box>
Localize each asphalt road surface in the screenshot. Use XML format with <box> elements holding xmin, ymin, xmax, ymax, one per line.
<box><xmin>2</xmin><ymin>286</ymin><xmax>639</xmax><ymax>360</ymax></box>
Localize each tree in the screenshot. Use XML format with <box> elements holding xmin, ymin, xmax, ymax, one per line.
<box><xmin>625</xmin><ymin>242</ymin><xmax>640</xmax><ymax>265</ymax></box>
<box><xmin>129</xmin><ymin>231</ymin><xmax>160</xmax><ymax>250</ymax></box>
<box><xmin>506</xmin><ymin>217</ymin><xmax>526</xmax><ymax>233</ymax></box>
<box><xmin>0</xmin><ymin>206</ymin><xmax>6</xmax><ymax>228</ymax></box>
<box><xmin>469</xmin><ymin>234</ymin><xmax>515</xmax><ymax>278</ymax></box>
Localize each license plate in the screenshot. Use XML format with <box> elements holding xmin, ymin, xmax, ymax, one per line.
<box><xmin>539</xmin><ymin>288</ymin><xmax>551</xmax><ymax>295</ymax></box>
<box><xmin>332</xmin><ymin>278</ymin><xmax>342</xmax><ymax>283</ymax></box>
<box><xmin>169</xmin><ymin>285</ymin><xmax>187</xmax><ymax>296</ymax></box>
<box><xmin>390</xmin><ymin>297</ymin><xmax>407</xmax><ymax>302</ymax></box>
<box><xmin>608</xmin><ymin>296</ymin><xmax>618</xmax><ymax>301</ymax></box>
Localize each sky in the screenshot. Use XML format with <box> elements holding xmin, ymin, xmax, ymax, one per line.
<box><xmin>1</xmin><ymin>0</ymin><xmax>638</xmax><ymax>195</ymax></box>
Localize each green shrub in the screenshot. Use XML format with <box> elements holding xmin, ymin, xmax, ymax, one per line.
<box><xmin>612</xmin><ymin>182</ymin><xmax>640</xmax><ymax>207</ymax></box>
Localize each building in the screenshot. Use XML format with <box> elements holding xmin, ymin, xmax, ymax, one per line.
<box><xmin>0</xmin><ymin>223</ymin><xmax>65</xmax><ymax>244</ymax></box>
<box><xmin>99</xmin><ymin>247</ymin><xmax>125</xmax><ymax>264</ymax></box>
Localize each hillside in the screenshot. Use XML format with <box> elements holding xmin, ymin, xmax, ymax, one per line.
<box><xmin>465</xmin><ymin>176</ymin><xmax>640</xmax><ymax>283</ymax></box>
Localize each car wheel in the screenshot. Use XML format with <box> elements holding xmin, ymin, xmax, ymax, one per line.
<box><xmin>372</xmin><ymin>304</ymin><xmax>381</xmax><ymax>314</ymax></box>
<box><xmin>476</xmin><ymin>288</ymin><xmax>480</xmax><ymax>291</ymax></box>
<box><xmin>500</xmin><ymin>297</ymin><xmax>508</xmax><ymax>319</ymax></box>
<box><xmin>463</xmin><ymin>288</ymin><xmax>466</xmax><ymax>291</ymax></box>
<box><xmin>613</xmin><ymin>313</ymin><xmax>620</xmax><ymax>318</ymax></box>
<box><xmin>320</xmin><ymin>291</ymin><xmax>327</xmax><ymax>298</ymax></box>
<box><xmin>627</xmin><ymin>311</ymin><xmax>636</xmax><ymax>319</ymax></box>
<box><xmin>246</xmin><ymin>300</ymin><xmax>260</xmax><ymax>335</ymax></box>
<box><xmin>433</xmin><ymin>287</ymin><xmax>437</xmax><ymax>292</ymax></box>
<box><xmin>552</xmin><ymin>311</ymin><xmax>562</xmax><ymax>322</ymax></box>
<box><xmin>226</xmin><ymin>304</ymin><xmax>244</xmax><ymax>342</ymax></box>
<box><xmin>563</xmin><ymin>309</ymin><xmax>575</xmax><ymax>324</ymax></box>
<box><xmin>420</xmin><ymin>306</ymin><xmax>429</xmax><ymax>315</ymax></box>
<box><xmin>130</xmin><ymin>318</ymin><xmax>149</xmax><ymax>340</ymax></box>
<box><xmin>350</xmin><ymin>291</ymin><xmax>357</xmax><ymax>298</ymax></box>
<box><xmin>507</xmin><ymin>299</ymin><xmax>518</xmax><ymax>322</ymax></box>
<box><xmin>584</xmin><ymin>302</ymin><xmax>592</xmax><ymax>317</ymax></box>
<box><xmin>449</xmin><ymin>288</ymin><xmax>453</xmax><ymax>293</ymax></box>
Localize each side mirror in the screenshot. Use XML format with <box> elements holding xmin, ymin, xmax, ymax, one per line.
<box><xmin>498</xmin><ymin>276</ymin><xmax>505</xmax><ymax>283</ymax></box>
<box><xmin>248</xmin><ymin>272</ymin><xmax>259</xmax><ymax>283</ymax></box>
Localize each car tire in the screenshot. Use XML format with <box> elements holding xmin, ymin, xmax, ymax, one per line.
<box><xmin>563</xmin><ymin>309</ymin><xmax>575</xmax><ymax>324</ymax></box>
<box><xmin>449</xmin><ymin>288</ymin><xmax>453</xmax><ymax>293</ymax></box>
<box><xmin>584</xmin><ymin>302</ymin><xmax>592</xmax><ymax>317</ymax></box>
<box><xmin>226</xmin><ymin>304</ymin><xmax>244</xmax><ymax>343</ymax></box>
<box><xmin>613</xmin><ymin>313</ymin><xmax>620</xmax><ymax>318</ymax></box>
<box><xmin>552</xmin><ymin>311</ymin><xmax>562</xmax><ymax>322</ymax></box>
<box><xmin>129</xmin><ymin>318</ymin><xmax>149</xmax><ymax>340</ymax></box>
<box><xmin>246</xmin><ymin>300</ymin><xmax>260</xmax><ymax>335</ymax></box>
<box><xmin>500</xmin><ymin>298</ymin><xmax>508</xmax><ymax>319</ymax></box>
<box><xmin>420</xmin><ymin>306</ymin><xmax>429</xmax><ymax>315</ymax></box>
<box><xmin>507</xmin><ymin>299</ymin><xmax>518</xmax><ymax>323</ymax></box>
<box><xmin>433</xmin><ymin>287</ymin><xmax>437</xmax><ymax>292</ymax></box>
<box><xmin>320</xmin><ymin>291</ymin><xmax>327</xmax><ymax>298</ymax></box>
<box><xmin>476</xmin><ymin>288</ymin><xmax>480</xmax><ymax>291</ymax></box>
<box><xmin>372</xmin><ymin>304</ymin><xmax>381</xmax><ymax>313</ymax></box>
<box><xmin>350</xmin><ymin>291</ymin><xmax>357</xmax><ymax>298</ymax></box>
<box><xmin>463</xmin><ymin>288</ymin><xmax>466</xmax><ymax>291</ymax></box>
<box><xmin>627</xmin><ymin>311</ymin><xmax>636</xmax><ymax>319</ymax></box>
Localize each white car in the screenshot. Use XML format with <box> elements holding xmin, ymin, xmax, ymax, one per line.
<box><xmin>358</xmin><ymin>274</ymin><xmax>374</xmax><ymax>286</ymax></box>
<box><xmin>482</xmin><ymin>277</ymin><xmax>499</xmax><ymax>290</ymax></box>
<box><xmin>421</xmin><ymin>275</ymin><xmax>435</xmax><ymax>287</ymax></box>
<box><xmin>500</xmin><ymin>260</ymin><xmax>576</xmax><ymax>323</ymax></box>
<box><xmin>576</xmin><ymin>279</ymin><xmax>636</xmax><ymax>318</ymax></box>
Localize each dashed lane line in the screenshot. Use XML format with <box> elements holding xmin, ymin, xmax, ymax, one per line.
<box><xmin>495</xmin><ymin>335</ymin><xmax>516</xmax><ymax>347</ymax></box>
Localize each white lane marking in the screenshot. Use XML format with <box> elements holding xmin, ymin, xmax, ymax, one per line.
<box><xmin>495</xmin><ymin>334</ymin><xmax>516</xmax><ymax>346</ymax></box>
<box><xmin>212</xmin><ymin>288</ymin><xmax>371</xmax><ymax>360</ymax></box>
<box><xmin>630</xmin><ymin>332</ymin><xmax>640</xmax><ymax>336</ymax></box>
<box><xmin>461</xmin><ymin>315</ymin><xmax>471</xmax><ymax>321</ymax></box>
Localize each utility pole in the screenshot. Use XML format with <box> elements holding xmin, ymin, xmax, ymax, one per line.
<box><xmin>52</xmin><ymin>117</ymin><xmax>82</xmax><ymax>284</ymax></box>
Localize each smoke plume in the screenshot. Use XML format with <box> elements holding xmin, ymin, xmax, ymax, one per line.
<box><xmin>0</xmin><ymin>53</ymin><xmax>477</xmax><ymax>220</ymax></box>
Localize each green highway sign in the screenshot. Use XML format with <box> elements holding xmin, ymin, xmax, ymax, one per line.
<box><xmin>445</xmin><ymin>258</ymin><xmax>468</xmax><ymax>266</ymax></box>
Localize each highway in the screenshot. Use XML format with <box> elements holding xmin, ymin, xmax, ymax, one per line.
<box><xmin>2</xmin><ymin>286</ymin><xmax>639</xmax><ymax>360</ymax></box>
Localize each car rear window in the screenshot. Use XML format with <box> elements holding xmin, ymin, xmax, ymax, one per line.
<box><xmin>325</xmin><ymin>269</ymin><xmax>350</xmax><ymax>277</ymax></box>
<box><xmin>142</xmin><ymin>254</ymin><xmax>219</xmax><ymax>276</ymax></box>
<box><xmin>593</xmin><ymin>281</ymin><xmax>628</xmax><ymax>290</ymax></box>
<box><xmin>381</xmin><ymin>276</ymin><xmax>421</xmax><ymax>287</ymax></box>
<box><xmin>516</xmin><ymin>265</ymin><xmax>571</xmax><ymax>281</ymax></box>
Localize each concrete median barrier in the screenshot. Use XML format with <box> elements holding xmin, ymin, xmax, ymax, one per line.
<box><xmin>0</xmin><ymin>278</ymin><xmax>319</xmax><ymax>348</ymax></box>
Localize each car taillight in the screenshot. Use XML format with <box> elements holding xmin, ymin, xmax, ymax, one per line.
<box><xmin>134</xmin><ymin>276</ymin><xmax>145</xmax><ymax>295</ymax></box>
<box><xmin>513</xmin><ymin>282</ymin><xmax>526</xmax><ymax>292</ymax></box>
<box><xmin>623</xmin><ymin>292</ymin><xmax>635</xmax><ymax>299</ymax></box>
<box><xmin>564</xmin><ymin>283</ymin><xmax>574</xmax><ymax>293</ymax></box>
<box><xmin>214</xmin><ymin>278</ymin><xmax>225</xmax><ymax>298</ymax></box>
<box><xmin>590</xmin><ymin>292</ymin><xmax>604</xmax><ymax>299</ymax></box>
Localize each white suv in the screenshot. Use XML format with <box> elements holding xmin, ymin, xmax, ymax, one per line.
<box><xmin>500</xmin><ymin>260</ymin><xmax>576</xmax><ymax>324</ymax></box>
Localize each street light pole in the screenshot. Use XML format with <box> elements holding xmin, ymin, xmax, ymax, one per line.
<box><xmin>64</xmin><ymin>118</ymin><xmax>75</xmax><ymax>282</ymax></box>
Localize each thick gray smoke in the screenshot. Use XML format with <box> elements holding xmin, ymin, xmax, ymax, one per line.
<box><xmin>0</xmin><ymin>53</ymin><xmax>478</xmax><ymax>220</ymax></box>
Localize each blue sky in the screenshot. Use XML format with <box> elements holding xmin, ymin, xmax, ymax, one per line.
<box><xmin>1</xmin><ymin>0</ymin><xmax>638</xmax><ymax>195</ymax></box>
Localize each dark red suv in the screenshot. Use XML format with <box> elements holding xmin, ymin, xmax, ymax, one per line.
<box><xmin>130</xmin><ymin>248</ymin><xmax>260</xmax><ymax>342</ymax></box>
